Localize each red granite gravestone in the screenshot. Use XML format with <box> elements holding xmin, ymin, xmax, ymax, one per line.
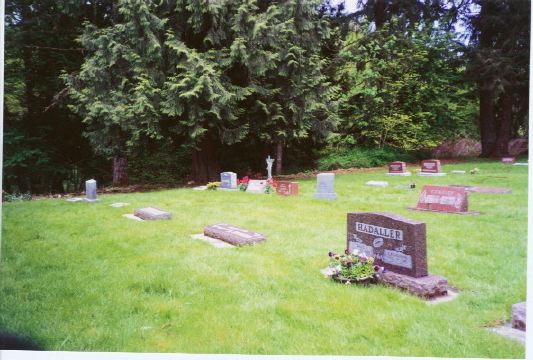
<box><xmin>346</xmin><ymin>212</ymin><xmax>448</xmax><ymax>298</ymax></box>
<box><xmin>413</xmin><ymin>185</ymin><xmax>472</xmax><ymax>214</ymax></box>
<box><xmin>502</xmin><ymin>157</ymin><xmax>516</xmax><ymax>164</ymax></box>
<box><xmin>387</xmin><ymin>161</ymin><xmax>411</xmax><ymax>176</ymax></box>
<box><xmin>276</xmin><ymin>181</ymin><xmax>299</xmax><ymax>196</ymax></box>
<box><xmin>420</xmin><ymin>159</ymin><xmax>441</xmax><ymax>173</ymax></box>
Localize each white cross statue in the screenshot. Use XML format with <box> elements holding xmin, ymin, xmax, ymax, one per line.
<box><xmin>266</xmin><ymin>155</ymin><xmax>275</xmax><ymax>180</ymax></box>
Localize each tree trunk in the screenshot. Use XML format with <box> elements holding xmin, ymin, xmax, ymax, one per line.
<box><xmin>491</xmin><ymin>92</ymin><xmax>513</xmax><ymax>157</ymax></box>
<box><xmin>478</xmin><ymin>85</ymin><xmax>497</xmax><ymax>157</ymax></box>
<box><xmin>374</xmin><ymin>0</ymin><xmax>387</xmax><ymax>29</ymax></box>
<box><xmin>112</xmin><ymin>156</ymin><xmax>128</xmax><ymax>186</ymax></box>
<box><xmin>275</xmin><ymin>141</ymin><xmax>283</xmax><ymax>175</ymax></box>
<box><xmin>191</xmin><ymin>136</ymin><xmax>220</xmax><ymax>184</ymax></box>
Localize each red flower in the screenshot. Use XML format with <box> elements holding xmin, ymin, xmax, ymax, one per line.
<box><xmin>238</xmin><ymin>176</ymin><xmax>250</xmax><ymax>185</ymax></box>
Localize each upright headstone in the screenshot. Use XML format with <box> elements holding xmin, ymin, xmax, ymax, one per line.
<box><xmin>411</xmin><ymin>185</ymin><xmax>475</xmax><ymax>214</ymax></box>
<box><xmin>246</xmin><ymin>180</ymin><xmax>267</xmax><ymax>194</ymax></box>
<box><xmin>502</xmin><ymin>157</ymin><xmax>516</xmax><ymax>164</ymax></box>
<box><xmin>84</xmin><ymin>179</ymin><xmax>98</xmax><ymax>202</ymax></box>
<box><xmin>418</xmin><ymin>159</ymin><xmax>446</xmax><ymax>176</ymax></box>
<box><xmin>314</xmin><ymin>173</ymin><xmax>337</xmax><ymax>200</ymax></box>
<box><xmin>220</xmin><ymin>172</ymin><xmax>237</xmax><ymax>189</ymax></box>
<box><xmin>276</xmin><ymin>181</ymin><xmax>299</xmax><ymax>196</ymax></box>
<box><xmin>347</xmin><ymin>212</ymin><xmax>448</xmax><ymax>298</ymax></box>
<box><xmin>387</xmin><ymin>161</ymin><xmax>411</xmax><ymax>176</ymax></box>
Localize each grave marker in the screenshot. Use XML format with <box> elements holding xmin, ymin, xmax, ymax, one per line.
<box><xmin>418</xmin><ymin>159</ymin><xmax>446</xmax><ymax>176</ymax></box>
<box><xmin>502</xmin><ymin>157</ymin><xmax>516</xmax><ymax>164</ymax></box>
<box><xmin>346</xmin><ymin>212</ymin><xmax>448</xmax><ymax>298</ymax></box>
<box><xmin>314</xmin><ymin>173</ymin><xmax>337</xmax><ymax>200</ymax></box>
<box><xmin>387</xmin><ymin>161</ymin><xmax>411</xmax><ymax>176</ymax></box>
<box><xmin>246</xmin><ymin>180</ymin><xmax>267</xmax><ymax>194</ymax></box>
<box><xmin>220</xmin><ymin>172</ymin><xmax>237</xmax><ymax>190</ymax></box>
<box><xmin>276</xmin><ymin>181</ymin><xmax>299</xmax><ymax>196</ymax></box>
<box><xmin>411</xmin><ymin>185</ymin><xmax>477</xmax><ymax>214</ymax></box>
<box><xmin>84</xmin><ymin>179</ymin><xmax>98</xmax><ymax>202</ymax></box>
<box><xmin>133</xmin><ymin>207</ymin><xmax>172</xmax><ymax>220</ymax></box>
<box><xmin>204</xmin><ymin>223</ymin><xmax>266</xmax><ymax>246</ymax></box>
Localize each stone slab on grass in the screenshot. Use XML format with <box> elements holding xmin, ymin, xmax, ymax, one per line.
<box><xmin>490</xmin><ymin>324</ymin><xmax>526</xmax><ymax>345</ymax></box>
<box><xmin>66</xmin><ymin>197</ymin><xmax>84</xmax><ymax>202</ymax></box>
<box><xmin>204</xmin><ymin>223</ymin><xmax>266</xmax><ymax>246</ymax></box>
<box><xmin>110</xmin><ymin>202</ymin><xmax>129</xmax><ymax>208</ymax></box>
<box><xmin>366</xmin><ymin>180</ymin><xmax>389</xmax><ymax>187</ymax></box>
<box><xmin>377</xmin><ymin>271</ymin><xmax>449</xmax><ymax>299</ymax></box>
<box><xmin>123</xmin><ymin>214</ymin><xmax>144</xmax><ymax>222</ymax></box>
<box><xmin>134</xmin><ymin>207</ymin><xmax>172</xmax><ymax>220</ymax></box>
<box><xmin>191</xmin><ymin>234</ymin><xmax>235</xmax><ymax>248</ymax></box>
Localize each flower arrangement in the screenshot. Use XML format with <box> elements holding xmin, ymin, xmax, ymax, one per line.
<box><xmin>264</xmin><ymin>178</ymin><xmax>277</xmax><ymax>194</ymax></box>
<box><xmin>206</xmin><ymin>181</ymin><xmax>221</xmax><ymax>190</ymax></box>
<box><xmin>326</xmin><ymin>248</ymin><xmax>385</xmax><ymax>284</ymax></box>
<box><xmin>238</xmin><ymin>176</ymin><xmax>250</xmax><ymax>191</ymax></box>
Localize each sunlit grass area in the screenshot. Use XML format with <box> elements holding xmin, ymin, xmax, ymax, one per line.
<box><xmin>0</xmin><ymin>160</ymin><xmax>527</xmax><ymax>357</ymax></box>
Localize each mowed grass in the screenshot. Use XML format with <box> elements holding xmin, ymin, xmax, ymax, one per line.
<box><xmin>0</xmin><ymin>160</ymin><xmax>527</xmax><ymax>357</ymax></box>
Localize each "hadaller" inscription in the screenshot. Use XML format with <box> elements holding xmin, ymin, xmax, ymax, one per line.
<box><xmin>355</xmin><ymin>222</ymin><xmax>403</xmax><ymax>241</ymax></box>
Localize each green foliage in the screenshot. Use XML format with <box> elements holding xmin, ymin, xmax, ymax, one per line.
<box><xmin>127</xmin><ymin>144</ymin><xmax>190</xmax><ymax>184</ymax></box>
<box><xmin>336</xmin><ymin>20</ymin><xmax>478</xmax><ymax>151</ymax></box>
<box><xmin>2</xmin><ymin>191</ymin><xmax>33</xmax><ymax>202</ymax></box>
<box><xmin>317</xmin><ymin>147</ymin><xmax>421</xmax><ymax>171</ymax></box>
<box><xmin>206</xmin><ymin>182</ymin><xmax>221</xmax><ymax>190</ymax></box>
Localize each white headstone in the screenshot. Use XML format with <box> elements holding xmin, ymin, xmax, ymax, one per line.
<box><xmin>246</xmin><ymin>180</ymin><xmax>267</xmax><ymax>194</ymax></box>
<box><xmin>220</xmin><ymin>172</ymin><xmax>237</xmax><ymax>189</ymax></box>
<box><xmin>314</xmin><ymin>173</ymin><xmax>337</xmax><ymax>200</ymax></box>
<box><xmin>84</xmin><ymin>179</ymin><xmax>98</xmax><ymax>202</ymax></box>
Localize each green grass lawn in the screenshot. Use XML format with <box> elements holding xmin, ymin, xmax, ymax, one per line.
<box><xmin>0</xmin><ymin>160</ymin><xmax>527</xmax><ymax>357</ymax></box>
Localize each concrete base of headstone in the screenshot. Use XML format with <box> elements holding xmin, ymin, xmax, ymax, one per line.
<box><xmin>314</xmin><ymin>192</ymin><xmax>337</xmax><ymax>200</ymax></box>
<box><xmin>217</xmin><ymin>187</ymin><xmax>238</xmax><ymax>192</ymax></box>
<box><xmin>490</xmin><ymin>324</ymin><xmax>526</xmax><ymax>345</ymax></box>
<box><xmin>366</xmin><ymin>180</ymin><xmax>389</xmax><ymax>187</ymax></box>
<box><xmin>66</xmin><ymin>197</ymin><xmax>84</xmax><ymax>202</ymax></box>
<box><xmin>387</xmin><ymin>172</ymin><xmax>412</xmax><ymax>176</ymax></box>
<box><xmin>84</xmin><ymin>198</ymin><xmax>99</xmax><ymax>202</ymax></box>
<box><xmin>191</xmin><ymin>234</ymin><xmax>235</xmax><ymax>248</ymax></box>
<box><xmin>425</xmin><ymin>288</ymin><xmax>459</xmax><ymax>304</ymax></box>
<box><xmin>511</xmin><ymin>302</ymin><xmax>526</xmax><ymax>331</ymax></box>
<box><xmin>408</xmin><ymin>206</ymin><xmax>480</xmax><ymax>216</ymax></box>
<box><xmin>376</xmin><ymin>272</ymin><xmax>449</xmax><ymax>299</ymax></box>
<box><xmin>123</xmin><ymin>214</ymin><xmax>144</xmax><ymax>222</ymax></box>
<box><xmin>417</xmin><ymin>172</ymin><xmax>447</xmax><ymax>177</ymax></box>
<box><xmin>204</xmin><ymin>224</ymin><xmax>266</xmax><ymax>246</ymax></box>
<box><xmin>134</xmin><ymin>207</ymin><xmax>172</xmax><ymax>220</ymax></box>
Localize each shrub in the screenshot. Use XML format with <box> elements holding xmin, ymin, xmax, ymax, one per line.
<box><xmin>317</xmin><ymin>147</ymin><xmax>422</xmax><ymax>171</ymax></box>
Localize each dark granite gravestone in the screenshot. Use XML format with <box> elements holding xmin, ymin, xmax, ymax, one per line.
<box><xmin>134</xmin><ymin>207</ymin><xmax>172</xmax><ymax>220</ymax></box>
<box><xmin>346</xmin><ymin>212</ymin><xmax>448</xmax><ymax>298</ymax></box>
<box><xmin>276</xmin><ymin>181</ymin><xmax>299</xmax><ymax>196</ymax></box>
<box><xmin>347</xmin><ymin>212</ymin><xmax>427</xmax><ymax>277</ymax></box>
<box><xmin>502</xmin><ymin>157</ymin><xmax>516</xmax><ymax>164</ymax></box>
<box><xmin>204</xmin><ymin>224</ymin><xmax>266</xmax><ymax>246</ymax></box>
<box><xmin>418</xmin><ymin>159</ymin><xmax>446</xmax><ymax>176</ymax></box>
<box><xmin>387</xmin><ymin>161</ymin><xmax>411</xmax><ymax>176</ymax></box>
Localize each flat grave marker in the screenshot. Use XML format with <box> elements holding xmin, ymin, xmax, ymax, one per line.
<box><xmin>133</xmin><ymin>207</ymin><xmax>172</xmax><ymax>220</ymax></box>
<box><xmin>276</xmin><ymin>181</ymin><xmax>299</xmax><ymax>196</ymax></box>
<box><xmin>366</xmin><ymin>180</ymin><xmax>389</xmax><ymax>187</ymax></box>
<box><xmin>502</xmin><ymin>157</ymin><xmax>516</xmax><ymax>164</ymax></box>
<box><xmin>204</xmin><ymin>223</ymin><xmax>266</xmax><ymax>246</ymax></box>
<box><xmin>449</xmin><ymin>185</ymin><xmax>512</xmax><ymax>194</ymax></box>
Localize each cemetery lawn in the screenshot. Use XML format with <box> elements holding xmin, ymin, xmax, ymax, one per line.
<box><xmin>0</xmin><ymin>160</ymin><xmax>527</xmax><ymax>357</ymax></box>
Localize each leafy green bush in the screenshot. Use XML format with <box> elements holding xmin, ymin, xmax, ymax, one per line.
<box><xmin>317</xmin><ymin>147</ymin><xmax>422</xmax><ymax>171</ymax></box>
<box><xmin>3</xmin><ymin>191</ymin><xmax>32</xmax><ymax>202</ymax></box>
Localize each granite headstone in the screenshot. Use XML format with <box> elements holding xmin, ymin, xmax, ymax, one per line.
<box><xmin>134</xmin><ymin>207</ymin><xmax>172</xmax><ymax>220</ymax></box>
<box><xmin>387</xmin><ymin>161</ymin><xmax>411</xmax><ymax>176</ymax></box>
<box><xmin>418</xmin><ymin>159</ymin><xmax>446</xmax><ymax>176</ymax></box>
<box><xmin>276</xmin><ymin>181</ymin><xmax>299</xmax><ymax>196</ymax></box>
<box><xmin>314</xmin><ymin>173</ymin><xmax>337</xmax><ymax>200</ymax></box>
<box><xmin>204</xmin><ymin>223</ymin><xmax>266</xmax><ymax>246</ymax></box>
<box><xmin>220</xmin><ymin>172</ymin><xmax>237</xmax><ymax>189</ymax></box>
<box><xmin>414</xmin><ymin>185</ymin><xmax>469</xmax><ymax>213</ymax></box>
<box><xmin>84</xmin><ymin>179</ymin><xmax>98</xmax><ymax>202</ymax></box>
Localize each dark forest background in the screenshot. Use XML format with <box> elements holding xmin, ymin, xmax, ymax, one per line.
<box><xmin>3</xmin><ymin>0</ymin><xmax>530</xmax><ymax>194</ymax></box>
